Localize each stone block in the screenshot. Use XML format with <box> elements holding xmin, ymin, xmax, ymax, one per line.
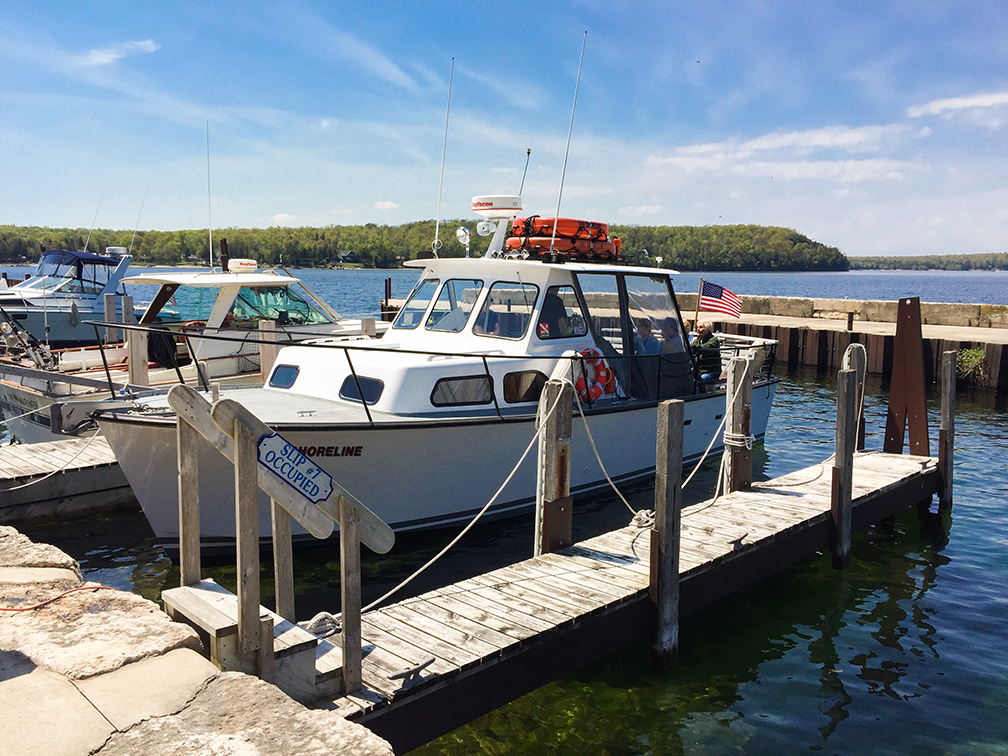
<box><xmin>980</xmin><ymin>304</ymin><xmax>1008</xmax><ymax>329</ymax></box>
<box><xmin>812</xmin><ymin>298</ymin><xmax>861</xmax><ymax>319</ymax></box>
<box><xmin>742</xmin><ymin>295</ymin><xmax>770</xmax><ymax>314</ymax></box>
<box><xmin>860</xmin><ymin>300</ymin><xmax>898</xmax><ymax>323</ymax></box>
<box><xmin>769</xmin><ymin>296</ymin><xmax>814</xmax><ymax>318</ymax></box>
<box><xmin>920</xmin><ymin>302</ymin><xmax>981</xmax><ymax>326</ymax></box>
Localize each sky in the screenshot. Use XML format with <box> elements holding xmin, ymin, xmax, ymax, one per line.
<box><xmin>1</xmin><ymin>1</ymin><xmax>1007</xmax><ymax>257</ymax></box>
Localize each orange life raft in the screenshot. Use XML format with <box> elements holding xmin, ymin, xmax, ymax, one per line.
<box><xmin>506</xmin><ymin>216</ymin><xmax>622</xmax><ymax>262</ymax></box>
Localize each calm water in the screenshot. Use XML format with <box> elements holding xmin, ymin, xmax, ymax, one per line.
<box><xmin>13</xmin><ymin>366</ymin><xmax>1008</xmax><ymax>755</ymax></box>
<box><xmin>6</xmin><ymin>265</ymin><xmax>1008</xmax><ymax>753</ymax></box>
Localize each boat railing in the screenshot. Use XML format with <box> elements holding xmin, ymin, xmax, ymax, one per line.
<box><xmin>82</xmin><ymin>319</ymin><xmax>778</xmax><ymax>428</ymax></box>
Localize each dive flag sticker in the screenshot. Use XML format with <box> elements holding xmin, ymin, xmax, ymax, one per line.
<box><xmin>257</xmin><ymin>432</ymin><xmax>334</xmax><ymax>505</ymax></box>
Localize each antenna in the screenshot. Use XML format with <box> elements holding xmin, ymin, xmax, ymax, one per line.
<box><xmin>432</xmin><ymin>58</ymin><xmax>454</xmax><ymax>257</ymax></box>
<box><xmin>129</xmin><ymin>186</ymin><xmax>148</xmax><ymax>254</ymax></box>
<box><xmin>519</xmin><ymin>148</ymin><xmax>531</xmax><ymax>196</ymax></box>
<box><xmin>83</xmin><ymin>189</ymin><xmax>104</xmax><ymax>254</ymax></box>
<box><xmin>550</xmin><ymin>31</ymin><xmax>587</xmax><ymax>257</ymax></box>
<box><xmin>206</xmin><ymin>121</ymin><xmax>214</xmax><ymax>269</ymax></box>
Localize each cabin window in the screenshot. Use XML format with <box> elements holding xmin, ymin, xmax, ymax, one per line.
<box><xmin>430</xmin><ymin>375</ymin><xmax>493</xmax><ymax>406</ymax></box>
<box><xmin>624</xmin><ymin>274</ymin><xmax>694</xmax><ymax>400</ymax></box>
<box><xmin>392</xmin><ymin>278</ymin><xmax>439</xmax><ymax>329</ymax></box>
<box><xmin>269</xmin><ymin>364</ymin><xmax>300</xmax><ymax>389</ymax></box>
<box><xmin>536</xmin><ymin>286</ymin><xmax>587</xmax><ymax>340</ymax></box>
<box><xmin>574</xmin><ymin>273</ymin><xmax>623</xmax><ymax>353</ymax></box>
<box><xmin>339</xmin><ymin>375</ymin><xmax>385</xmax><ymax>404</ymax></box>
<box><xmin>473</xmin><ymin>282</ymin><xmax>539</xmax><ymax>339</ymax></box>
<box><xmin>426</xmin><ymin>279</ymin><xmax>483</xmax><ymax>333</ymax></box>
<box><xmin>504</xmin><ymin>371</ymin><xmax>547</xmax><ymax>403</ymax></box>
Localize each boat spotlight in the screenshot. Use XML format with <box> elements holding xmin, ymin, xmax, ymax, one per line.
<box><xmin>456</xmin><ymin>226</ymin><xmax>471</xmax><ymax>257</ymax></box>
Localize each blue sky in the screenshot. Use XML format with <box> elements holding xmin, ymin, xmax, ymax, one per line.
<box><xmin>2</xmin><ymin>1</ymin><xmax>1006</xmax><ymax>256</ymax></box>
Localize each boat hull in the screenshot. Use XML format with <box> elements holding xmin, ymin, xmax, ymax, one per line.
<box><xmin>98</xmin><ymin>380</ymin><xmax>777</xmax><ymax>551</ymax></box>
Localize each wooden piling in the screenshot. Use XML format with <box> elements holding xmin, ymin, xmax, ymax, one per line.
<box><xmin>724</xmin><ymin>358</ymin><xmax>753</xmax><ymax>493</ymax></box>
<box><xmin>832</xmin><ymin>368</ymin><xmax>856</xmax><ymax>569</ymax></box>
<box><xmin>340</xmin><ymin>495</ymin><xmax>363</xmax><ymax>693</ymax></box>
<box><xmin>939</xmin><ymin>351</ymin><xmax>956</xmax><ymax>510</ymax></box>
<box><xmin>535</xmin><ymin>379</ymin><xmax>573</xmax><ymax>557</ymax></box>
<box><xmin>234</xmin><ymin>418</ymin><xmax>261</xmax><ymax>656</ymax></box>
<box><xmin>127</xmin><ymin>327</ymin><xmax>149</xmax><ymax>387</ymax></box>
<box><xmin>841</xmin><ymin>344</ymin><xmax>867</xmax><ymax>450</ymax></box>
<box><xmin>652</xmin><ymin>399</ymin><xmax>683</xmax><ymax>670</ymax></box>
<box><xmin>884</xmin><ymin>297</ymin><xmax>930</xmax><ymax>456</ymax></box>
<box><xmin>103</xmin><ymin>292</ymin><xmax>117</xmax><ymax>344</ymax></box>
<box><xmin>271</xmin><ymin>499</ymin><xmax>295</xmax><ymax>622</ymax></box>
<box><xmin>259</xmin><ymin>320</ymin><xmax>278</xmax><ymax>383</ymax></box>
<box><xmin>176</xmin><ymin>419</ymin><xmax>201</xmax><ymax>586</ymax></box>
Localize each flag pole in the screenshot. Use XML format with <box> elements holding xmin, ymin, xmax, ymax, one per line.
<box><xmin>693</xmin><ymin>278</ymin><xmax>703</xmax><ymax>332</ymax></box>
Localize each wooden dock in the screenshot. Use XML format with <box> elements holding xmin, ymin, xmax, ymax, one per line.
<box><xmin>0</xmin><ymin>435</ymin><xmax>134</xmax><ymax>521</ymax></box>
<box><xmin>319</xmin><ymin>450</ymin><xmax>938</xmax><ymax>750</ymax></box>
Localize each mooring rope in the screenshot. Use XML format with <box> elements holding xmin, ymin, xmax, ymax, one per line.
<box><xmin>3</xmin><ymin>427</ymin><xmax>104</xmax><ymax>491</ymax></box>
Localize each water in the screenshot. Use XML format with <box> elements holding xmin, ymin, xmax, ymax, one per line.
<box><xmin>12</xmin><ymin>365</ymin><xmax>1008</xmax><ymax>755</ymax></box>
<box><xmin>4</xmin><ymin>266</ymin><xmax>1008</xmax><ymax>312</ymax></box>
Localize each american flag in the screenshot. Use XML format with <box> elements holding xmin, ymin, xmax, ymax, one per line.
<box><xmin>699</xmin><ymin>280</ymin><xmax>742</xmax><ymax>318</ymax></box>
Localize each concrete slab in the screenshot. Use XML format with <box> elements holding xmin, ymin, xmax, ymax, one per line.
<box><xmin>0</xmin><ymin>651</ymin><xmax>113</xmax><ymax>756</ymax></box>
<box><xmin>0</xmin><ymin>566</ymin><xmax>82</xmax><ymax>585</ymax></box>
<box><xmin>75</xmin><ymin>648</ymin><xmax>219</xmax><ymax>731</ymax></box>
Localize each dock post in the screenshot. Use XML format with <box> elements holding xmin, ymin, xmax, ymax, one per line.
<box><xmin>271</xmin><ymin>498</ymin><xmax>295</xmax><ymax>622</ymax></box>
<box><xmin>177</xmin><ymin>418</ymin><xmax>202</xmax><ymax>586</ymax></box>
<box><xmin>103</xmin><ymin>292</ymin><xmax>118</xmax><ymax>344</ymax></box>
<box><xmin>884</xmin><ymin>297</ymin><xmax>930</xmax><ymax>456</ymax></box>
<box><xmin>652</xmin><ymin>399</ymin><xmax>683</xmax><ymax>670</ymax></box>
<box><xmin>233</xmin><ymin>418</ymin><xmax>261</xmax><ymax>657</ymax></box>
<box><xmin>841</xmin><ymin>343</ymin><xmax>867</xmax><ymax>450</ymax></box>
<box><xmin>259</xmin><ymin>319</ymin><xmax>278</xmax><ymax>383</ymax></box>
<box><xmin>724</xmin><ymin>357</ymin><xmax>753</xmax><ymax>493</ymax></box>
<box><xmin>832</xmin><ymin>368</ymin><xmax>857</xmax><ymax>569</ymax></box>
<box><xmin>340</xmin><ymin>495</ymin><xmax>363</xmax><ymax>693</ymax></box>
<box><xmin>535</xmin><ymin>379</ymin><xmax>573</xmax><ymax>556</ymax></box>
<box><xmin>939</xmin><ymin>351</ymin><xmax>956</xmax><ymax>509</ymax></box>
<box><xmin>127</xmin><ymin>326</ymin><xmax>149</xmax><ymax>387</ymax></box>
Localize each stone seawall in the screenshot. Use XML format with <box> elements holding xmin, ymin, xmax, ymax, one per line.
<box><xmin>677</xmin><ymin>294</ymin><xmax>1008</xmax><ymax>329</ymax></box>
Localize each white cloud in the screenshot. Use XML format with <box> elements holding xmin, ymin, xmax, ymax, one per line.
<box><xmin>374</xmin><ymin>200</ymin><xmax>399</xmax><ymax>210</ymax></box>
<box><xmin>739</xmin><ymin>125</ymin><xmax>907</xmax><ymax>155</ymax></box>
<box><xmin>74</xmin><ymin>40</ymin><xmax>159</xmax><ymax>67</ymax></box>
<box><xmin>907</xmin><ymin>90</ymin><xmax>1008</xmax><ymax>118</ymax></box>
<box><xmin>617</xmin><ymin>204</ymin><xmax>663</xmax><ymax>217</ymax></box>
<box><xmin>270</xmin><ymin>213</ymin><xmax>297</xmax><ymax>225</ymax></box>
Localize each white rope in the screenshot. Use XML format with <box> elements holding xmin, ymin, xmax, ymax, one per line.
<box><xmin>353</xmin><ymin>381</ymin><xmax>569</xmax><ymax>616</ymax></box>
<box><xmin>1</xmin><ymin>402</ymin><xmax>54</xmax><ymax>426</ymax></box>
<box><xmin>3</xmin><ymin>428</ymin><xmax>103</xmax><ymax>491</ymax></box>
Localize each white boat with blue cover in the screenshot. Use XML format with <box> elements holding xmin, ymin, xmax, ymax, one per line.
<box><xmin>95</xmin><ymin>195</ymin><xmax>780</xmax><ymax>551</ymax></box>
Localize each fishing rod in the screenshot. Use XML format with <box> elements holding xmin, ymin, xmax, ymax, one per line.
<box><xmin>549</xmin><ymin>32</ymin><xmax>588</xmax><ymax>257</ymax></box>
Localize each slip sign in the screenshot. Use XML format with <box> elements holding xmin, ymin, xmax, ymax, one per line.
<box><xmin>258</xmin><ymin>432</ymin><xmax>334</xmax><ymax>505</ymax></box>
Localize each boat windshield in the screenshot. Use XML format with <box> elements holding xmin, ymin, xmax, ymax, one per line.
<box><xmin>229</xmin><ymin>286</ymin><xmax>333</xmax><ymax>326</ymax></box>
<box><xmin>20</xmin><ymin>252</ymin><xmax>116</xmax><ymax>295</ymax></box>
<box><xmin>426</xmin><ymin>279</ymin><xmax>483</xmax><ymax>333</ymax></box>
<box><xmin>392</xmin><ymin>278</ymin><xmax>439</xmax><ymax>330</ymax></box>
<box><xmin>146</xmin><ymin>284</ymin><xmax>332</xmax><ymax>326</ymax></box>
<box><xmin>473</xmin><ymin>282</ymin><xmax>539</xmax><ymax>340</ymax></box>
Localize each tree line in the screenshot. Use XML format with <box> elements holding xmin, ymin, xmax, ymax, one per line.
<box><xmin>848</xmin><ymin>252</ymin><xmax>1008</xmax><ymax>271</ymax></box>
<box><xmin>0</xmin><ymin>220</ymin><xmax>849</xmax><ymax>271</ymax></box>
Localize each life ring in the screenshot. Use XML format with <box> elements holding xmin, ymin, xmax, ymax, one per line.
<box><xmin>574</xmin><ymin>347</ymin><xmax>612</xmax><ymax>401</ymax></box>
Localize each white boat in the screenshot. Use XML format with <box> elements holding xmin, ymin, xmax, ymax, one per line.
<box><xmin>0</xmin><ymin>247</ymin><xmax>133</xmax><ymax>349</ymax></box>
<box><xmin>0</xmin><ymin>259</ymin><xmax>387</xmax><ymax>443</ymax></box>
<box><xmin>95</xmin><ymin>196</ymin><xmax>779</xmax><ymax>551</ymax></box>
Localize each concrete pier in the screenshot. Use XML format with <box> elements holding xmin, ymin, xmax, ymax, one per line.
<box><xmin>0</xmin><ymin>526</ymin><xmax>393</xmax><ymax>756</ymax></box>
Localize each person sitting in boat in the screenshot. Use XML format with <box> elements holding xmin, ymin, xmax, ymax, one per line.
<box><xmin>473</xmin><ymin>308</ymin><xmax>500</xmax><ymax>336</ymax></box>
<box><xmin>691</xmin><ymin>320</ymin><xmax>721</xmax><ymax>381</ymax></box>
<box><xmin>659</xmin><ymin>317</ymin><xmax>685</xmax><ymax>354</ymax></box>
<box><xmin>537</xmin><ymin>290</ymin><xmax>569</xmax><ymax>339</ymax></box>
<box><xmin>634</xmin><ymin>318</ymin><xmax>661</xmax><ymax>355</ymax></box>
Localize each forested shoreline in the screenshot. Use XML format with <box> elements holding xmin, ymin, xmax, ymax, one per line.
<box><xmin>848</xmin><ymin>252</ymin><xmax>1008</xmax><ymax>271</ymax></box>
<box><xmin>2</xmin><ymin>220</ymin><xmax>844</xmax><ymax>271</ymax></box>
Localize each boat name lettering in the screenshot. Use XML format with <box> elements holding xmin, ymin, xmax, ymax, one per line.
<box><xmin>257</xmin><ymin>433</ymin><xmax>334</xmax><ymax>504</ymax></box>
<box><xmin>297</xmin><ymin>445</ymin><xmax>363</xmax><ymax>458</ymax></box>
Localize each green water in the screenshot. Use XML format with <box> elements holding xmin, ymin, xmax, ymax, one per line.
<box><xmin>15</xmin><ymin>368</ymin><xmax>1008</xmax><ymax>755</ymax></box>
